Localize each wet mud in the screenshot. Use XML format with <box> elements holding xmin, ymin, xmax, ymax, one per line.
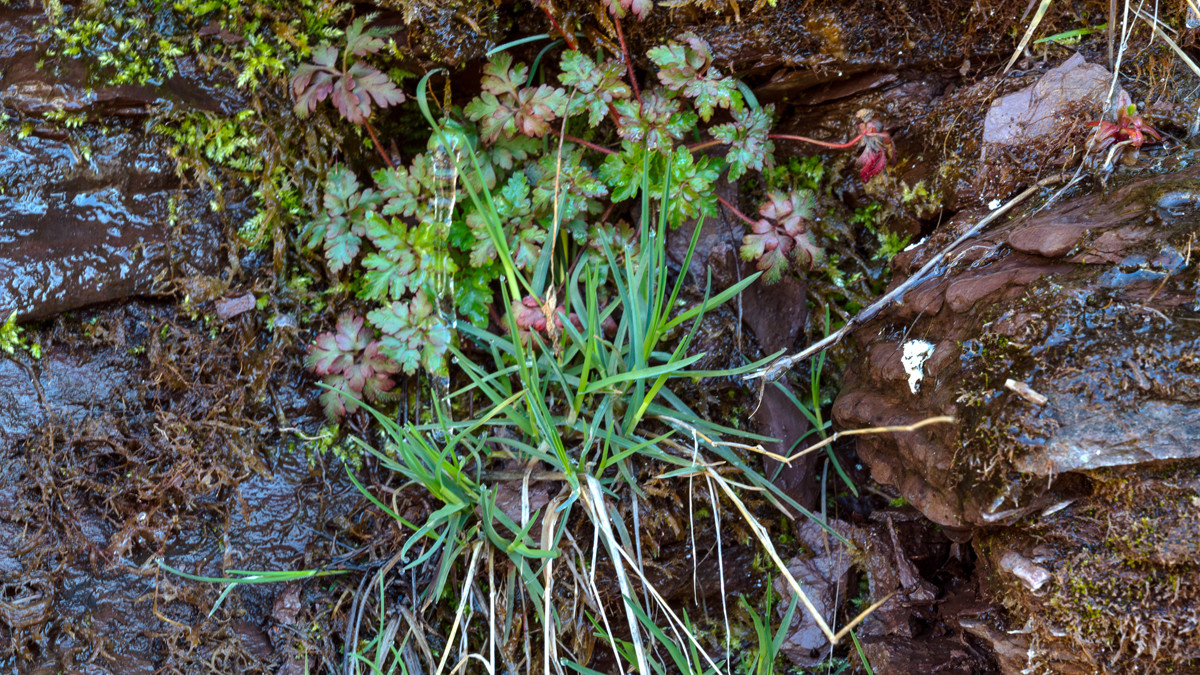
<box><xmin>0</xmin><ymin>301</ymin><xmax>367</xmax><ymax>672</ymax></box>
<box><xmin>0</xmin><ymin>6</ymin><xmax>362</xmax><ymax>670</ymax></box>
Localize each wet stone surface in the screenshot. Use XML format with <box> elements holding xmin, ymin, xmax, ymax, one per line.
<box><xmin>833</xmin><ymin>165</ymin><xmax>1200</xmax><ymax>672</ymax></box>
<box><xmin>0</xmin><ymin>302</ymin><xmax>358</xmax><ymax>672</ymax></box>
<box><xmin>0</xmin><ymin>7</ymin><xmax>226</xmax><ymax>322</ymax></box>
<box><xmin>0</xmin><ymin>115</ymin><xmax>223</xmax><ymax>322</ymax></box>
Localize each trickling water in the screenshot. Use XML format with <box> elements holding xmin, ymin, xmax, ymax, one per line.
<box><xmin>428</xmin><ymin>138</ymin><xmax>460</xmax><ymax>421</ymax></box>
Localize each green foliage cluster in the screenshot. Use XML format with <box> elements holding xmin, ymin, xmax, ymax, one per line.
<box><xmin>297</xmin><ymin>29</ymin><xmax>846</xmax><ymax>418</ymax></box>
<box><xmin>39</xmin><ymin>0</ymin><xmax>361</xmax><ymax>261</ymax></box>
<box><xmin>0</xmin><ymin>312</ymin><xmax>41</xmax><ymax>359</ymax></box>
<box><xmin>334</xmin><ymin>119</ymin><xmax>844</xmax><ymax>671</ymax></box>
<box><xmin>42</xmin><ymin>0</ymin><xmax>346</xmax><ymax>88</ymax></box>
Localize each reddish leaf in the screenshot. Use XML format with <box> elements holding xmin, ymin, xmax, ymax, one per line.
<box><xmin>305</xmin><ymin>313</ymin><xmax>370</xmax><ymax>376</ymax></box>
<box><xmin>857</xmin><ymin>145</ymin><xmax>888</xmax><ymax>182</ymax></box>
<box><xmin>319</xmin><ymin>374</ymin><xmax>354</xmax><ymax>418</ymax></box>
<box><xmin>513</xmin><ymin>84</ymin><xmax>568</xmax><ymax>138</ymax></box>
<box><xmin>853</xmin><ymin>111</ymin><xmax>894</xmax><ymax>183</ymax></box>
<box><xmin>305</xmin><ymin>312</ymin><xmax>401</xmax><ymax>420</ymax></box>
<box><xmin>740</xmin><ymin>189</ymin><xmax>823</xmax><ymax>283</ymax></box>
<box><xmin>290</xmin><ymin>24</ymin><xmax>404</xmax><ymax>125</ymax></box>
<box><xmin>290</xmin><ymin>46</ymin><xmax>338</xmax><ymax>118</ymax></box>
<box><xmin>604</xmin><ymin>0</ymin><xmax>653</xmax><ymax>19</ymax></box>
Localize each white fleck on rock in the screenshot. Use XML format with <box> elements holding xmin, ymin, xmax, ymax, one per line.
<box><xmin>902</xmin><ymin>340</ymin><xmax>936</xmax><ymax>394</ymax></box>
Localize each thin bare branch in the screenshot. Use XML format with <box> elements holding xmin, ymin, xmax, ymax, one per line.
<box><xmin>745</xmin><ymin>173</ymin><xmax>1068</xmax><ymax>383</ymax></box>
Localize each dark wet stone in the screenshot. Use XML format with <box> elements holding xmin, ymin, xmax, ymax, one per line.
<box><xmin>0</xmin><ymin>8</ymin><xmax>231</xmax><ymax>323</ymax></box>
<box><xmin>836</xmin><ymin>166</ymin><xmax>1200</xmax><ymax>529</ymax></box>
<box><xmin>490</xmin><ymin>477</ymin><xmax>554</xmax><ymax>525</ymax></box>
<box><xmin>630</xmin><ymin>0</ymin><xmax>1020</xmax><ymax>104</ymax></box>
<box><xmin>0</xmin><ymin>125</ymin><xmax>223</xmax><ymax>322</ymax></box>
<box><xmin>1003</xmin><ymin>172</ymin><xmax>1190</xmax><ymax>260</ymax></box>
<box><xmin>834</xmin><ymin>167</ymin><xmax>1200</xmax><ymax>672</ymax></box>
<box><xmin>667</xmin><ymin>179</ymin><xmax>745</xmax><ymax>290</ymax></box>
<box><xmin>773</xmin><ymin>519</ymin><xmax>855</xmax><ymax>667</ymax></box>
<box><xmin>757</xmin><ymin>381</ymin><xmax>819</xmax><ymax>510</ymax></box>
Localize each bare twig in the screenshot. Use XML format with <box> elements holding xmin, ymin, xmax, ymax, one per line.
<box><xmin>745</xmin><ymin>416</ymin><xmax>956</xmax><ymax>465</ymax></box>
<box><xmin>745</xmin><ymin>173</ymin><xmax>1069</xmax><ymax>383</ymax></box>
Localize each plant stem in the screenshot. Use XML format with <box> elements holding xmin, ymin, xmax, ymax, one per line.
<box><xmin>687</xmin><ymin>139</ymin><xmax>724</xmax><ymax>153</ymax></box>
<box><xmin>541</xmin><ymin>6</ymin><xmax>578</xmax><ymax>50</ymax></box>
<box><xmin>691</xmin><ymin>131</ymin><xmax>869</xmax><ymax>155</ymax></box>
<box><xmin>363</xmin><ymin>120</ymin><xmax>395</xmax><ymax>170</ymax></box>
<box><xmin>548</xmin><ymin>129</ymin><xmax>616</xmax><ymax>155</ymax></box>
<box><xmin>613</xmin><ymin>12</ymin><xmax>641</xmax><ymax>104</ymax></box>
<box><xmin>541</xmin><ymin>8</ymin><xmax>622</xmax><ymax>126</ymax></box>
<box><xmin>716</xmin><ymin>195</ymin><xmax>757</xmax><ymax>227</ymax></box>
<box><xmin>769</xmin><ymin>132</ymin><xmax>865</xmax><ymax>150</ymax></box>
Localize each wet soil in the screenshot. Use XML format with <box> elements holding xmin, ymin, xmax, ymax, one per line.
<box><xmin>0</xmin><ymin>8</ymin><xmax>371</xmax><ymax>669</ymax></box>
<box><xmin>0</xmin><ymin>301</ymin><xmax>370</xmax><ymax>672</ymax></box>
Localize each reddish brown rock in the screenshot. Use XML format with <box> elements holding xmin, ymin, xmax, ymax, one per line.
<box><xmin>833</xmin><ymin>166</ymin><xmax>1200</xmax><ymax>672</ymax></box>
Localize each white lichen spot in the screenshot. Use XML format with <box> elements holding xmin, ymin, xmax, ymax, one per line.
<box><xmin>902</xmin><ymin>339</ymin><xmax>936</xmax><ymax>394</ymax></box>
<box><xmin>988</xmin><ymin>198</ymin><xmax>1002</xmax><ymax>210</ymax></box>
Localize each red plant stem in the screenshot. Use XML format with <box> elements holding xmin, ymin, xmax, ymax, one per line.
<box><xmin>613</xmin><ymin>13</ymin><xmax>641</xmax><ymax>104</ymax></box>
<box><xmin>541</xmin><ymin>5</ymin><xmax>578</xmax><ymax>50</ymax></box>
<box><xmin>687</xmin><ymin>139</ymin><xmax>724</xmax><ymax>153</ymax></box>
<box><xmin>716</xmin><ymin>195</ymin><xmax>758</xmax><ymax>227</ymax></box>
<box><xmin>598</xmin><ymin>201</ymin><xmax>617</xmax><ymax>224</ymax></box>
<box><xmin>769</xmin><ymin>132</ymin><xmax>865</xmax><ymax>150</ymax></box>
<box><xmin>691</xmin><ymin>132</ymin><xmax>867</xmax><ymax>154</ymax></box>
<box><xmin>548</xmin><ymin>128</ymin><xmax>616</xmax><ymax>155</ymax></box>
<box><xmin>364</xmin><ymin>120</ymin><xmax>396</xmax><ymax>170</ymax></box>
<box><xmin>541</xmin><ymin>6</ymin><xmax>621</xmax><ymax>126</ymax></box>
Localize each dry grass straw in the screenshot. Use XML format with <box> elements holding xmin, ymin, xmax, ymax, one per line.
<box><xmin>1005</xmin><ymin>0</ymin><xmax>1055</xmax><ymax>73</ymax></box>
<box><xmin>434</xmin><ymin>542</ymin><xmax>484</xmax><ymax>675</ymax></box>
<box><xmin>1135</xmin><ymin>6</ymin><xmax>1200</xmax><ymax>79</ymax></box>
<box><xmin>582</xmin><ymin>474</ymin><xmax>728</xmax><ymax>673</ymax></box>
